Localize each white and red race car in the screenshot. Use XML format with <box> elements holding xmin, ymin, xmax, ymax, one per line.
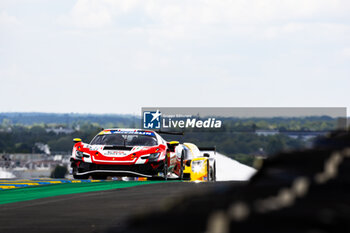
<box><xmin>70</xmin><ymin>129</ymin><xmax>179</xmax><ymax>180</ymax></box>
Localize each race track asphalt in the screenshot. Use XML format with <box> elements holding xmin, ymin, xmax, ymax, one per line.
<box><xmin>0</xmin><ymin>181</ymin><xmax>244</xmax><ymax>233</ymax></box>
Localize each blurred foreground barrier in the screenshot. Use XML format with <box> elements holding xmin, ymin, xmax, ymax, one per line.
<box><xmin>119</xmin><ymin>131</ymin><xmax>350</xmax><ymax>233</ymax></box>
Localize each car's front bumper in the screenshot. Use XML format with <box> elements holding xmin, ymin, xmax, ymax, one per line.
<box><xmin>71</xmin><ymin>160</ymin><xmax>165</xmax><ymax>177</ymax></box>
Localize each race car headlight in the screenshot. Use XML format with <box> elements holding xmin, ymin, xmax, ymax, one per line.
<box><xmin>148</xmin><ymin>152</ymin><xmax>160</xmax><ymax>161</ymax></box>
<box><xmin>76</xmin><ymin>150</ymin><xmax>83</xmax><ymax>158</ymax></box>
<box><xmin>191</xmin><ymin>160</ymin><xmax>205</xmax><ymax>173</ymax></box>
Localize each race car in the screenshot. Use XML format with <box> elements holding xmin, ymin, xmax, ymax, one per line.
<box><xmin>173</xmin><ymin>143</ymin><xmax>216</xmax><ymax>181</ymax></box>
<box><xmin>70</xmin><ymin>129</ymin><xmax>179</xmax><ymax>180</ymax></box>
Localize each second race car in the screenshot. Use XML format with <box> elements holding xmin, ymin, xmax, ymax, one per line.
<box><xmin>173</xmin><ymin>143</ymin><xmax>216</xmax><ymax>181</ymax></box>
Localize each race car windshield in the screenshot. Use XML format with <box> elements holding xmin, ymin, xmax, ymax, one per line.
<box><xmin>90</xmin><ymin>134</ymin><xmax>158</xmax><ymax>147</ymax></box>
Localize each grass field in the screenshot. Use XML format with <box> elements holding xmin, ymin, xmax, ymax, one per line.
<box><xmin>0</xmin><ymin>179</ymin><xmax>169</xmax><ymax>205</ymax></box>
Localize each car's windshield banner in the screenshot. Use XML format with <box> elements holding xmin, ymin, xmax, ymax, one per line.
<box><xmin>107</xmin><ymin>130</ymin><xmax>155</xmax><ymax>136</ymax></box>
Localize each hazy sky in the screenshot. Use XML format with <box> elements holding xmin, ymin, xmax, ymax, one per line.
<box><xmin>0</xmin><ymin>0</ymin><xmax>349</xmax><ymax>114</ymax></box>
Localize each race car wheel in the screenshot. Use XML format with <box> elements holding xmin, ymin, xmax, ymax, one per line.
<box><xmin>209</xmin><ymin>167</ymin><xmax>214</xmax><ymax>181</ymax></box>
<box><xmin>179</xmin><ymin>153</ymin><xmax>184</xmax><ymax>180</ymax></box>
<box><xmin>163</xmin><ymin>157</ymin><xmax>168</xmax><ymax>181</ymax></box>
<box><xmin>208</xmin><ymin>162</ymin><xmax>216</xmax><ymax>182</ymax></box>
<box><xmin>207</xmin><ymin>160</ymin><xmax>210</xmax><ymax>181</ymax></box>
<box><xmin>91</xmin><ymin>174</ymin><xmax>108</xmax><ymax>180</ymax></box>
<box><xmin>213</xmin><ymin>162</ymin><xmax>217</xmax><ymax>181</ymax></box>
<box><xmin>72</xmin><ymin>167</ymin><xmax>89</xmax><ymax>180</ymax></box>
<box><xmin>73</xmin><ymin>173</ymin><xmax>89</xmax><ymax>180</ymax></box>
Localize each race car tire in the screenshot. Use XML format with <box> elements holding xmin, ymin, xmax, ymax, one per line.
<box><xmin>209</xmin><ymin>163</ymin><xmax>216</xmax><ymax>182</ymax></box>
<box><xmin>207</xmin><ymin>160</ymin><xmax>210</xmax><ymax>181</ymax></box>
<box><xmin>164</xmin><ymin>158</ymin><xmax>168</xmax><ymax>181</ymax></box>
<box><xmin>179</xmin><ymin>152</ymin><xmax>184</xmax><ymax>180</ymax></box>
<box><xmin>91</xmin><ymin>174</ymin><xmax>108</xmax><ymax>180</ymax></box>
<box><xmin>212</xmin><ymin>162</ymin><xmax>217</xmax><ymax>182</ymax></box>
<box><xmin>72</xmin><ymin>167</ymin><xmax>89</xmax><ymax>180</ymax></box>
<box><xmin>73</xmin><ymin>173</ymin><xmax>89</xmax><ymax>180</ymax></box>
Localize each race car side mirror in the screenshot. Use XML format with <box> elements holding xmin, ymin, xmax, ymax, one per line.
<box><xmin>73</xmin><ymin>138</ymin><xmax>82</xmax><ymax>143</ymax></box>
<box><xmin>169</xmin><ymin>141</ymin><xmax>179</xmax><ymax>146</ymax></box>
<box><xmin>167</xmin><ymin>141</ymin><xmax>180</xmax><ymax>152</ymax></box>
<box><xmin>203</xmin><ymin>153</ymin><xmax>210</xmax><ymax>158</ymax></box>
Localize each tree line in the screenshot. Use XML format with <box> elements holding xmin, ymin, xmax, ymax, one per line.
<box><xmin>0</xmin><ymin>114</ymin><xmax>340</xmax><ymax>166</ymax></box>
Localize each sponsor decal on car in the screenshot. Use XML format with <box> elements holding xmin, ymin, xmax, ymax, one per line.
<box><xmin>109</xmin><ymin>130</ymin><xmax>155</xmax><ymax>136</ymax></box>
<box><xmin>104</xmin><ymin>151</ymin><xmax>127</xmax><ymax>156</ymax></box>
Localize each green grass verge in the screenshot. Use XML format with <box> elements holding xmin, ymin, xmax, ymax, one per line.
<box><xmin>0</xmin><ymin>181</ymin><xmax>168</xmax><ymax>205</ymax></box>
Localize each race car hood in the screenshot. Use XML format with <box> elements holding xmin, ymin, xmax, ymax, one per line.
<box><xmin>89</xmin><ymin>144</ymin><xmax>154</xmax><ymax>156</ymax></box>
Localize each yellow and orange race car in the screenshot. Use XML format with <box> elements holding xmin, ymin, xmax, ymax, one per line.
<box><xmin>173</xmin><ymin>143</ymin><xmax>216</xmax><ymax>182</ymax></box>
